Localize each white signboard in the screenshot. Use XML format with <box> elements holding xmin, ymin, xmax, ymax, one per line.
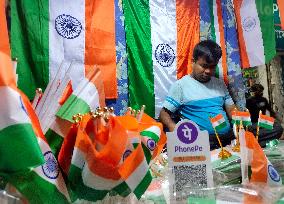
<box><xmin>167</xmin><ymin>120</ymin><xmax>213</xmax><ymax>202</ymax></box>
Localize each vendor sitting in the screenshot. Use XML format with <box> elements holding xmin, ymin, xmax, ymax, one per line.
<box><xmin>246</xmin><ymin>83</ymin><xmax>283</xmax><ymax>147</ymax></box>
<box><xmin>159</xmin><ymin>40</ymin><xmax>236</xmax><ymax>150</ymax></box>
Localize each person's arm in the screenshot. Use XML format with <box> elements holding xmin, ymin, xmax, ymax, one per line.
<box><xmin>265</xmin><ymin>98</ymin><xmax>276</xmax><ymax>117</ymax></box>
<box><xmin>222</xmin><ymin>81</ymin><xmax>237</xmax><ymax>120</ymax></box>
<box><xmin>225</xmin><ymin>104</ymin><xmax>238</xmax><ymax>120</ymax></box>
<box><xmin>159</xmin><ymin>108</ymin><xmax>176</xmax><ymax>132</ymax></box>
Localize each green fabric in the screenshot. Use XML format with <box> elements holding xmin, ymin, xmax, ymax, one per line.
<box><xmin>45</xmin><ymin>129</ymin><xmax>64</xmax><ymax>157</ymax></box>
<box><xmin>0</xmin><ymin>124</ymin><xmax>44</xmax><ymax>174</ymax></box>
<box><xmin>133</xmin><ymin>170</ymin><xmax>152</xmax><ymax>200</ymax></box>
<box><xmin>140</xmin><ymin>130</ymin><xmax>159</xmax><ymax>142</ymax></box>
<box><xmin>7</xmin><ymin>170</ymin><xmax>69</xmax><ymax>204</ymax></box>
<box><xmin>56</xmin><ymin>94</ymin><xmax>90</xmax><ymax>122</ymax></box>
<box><xmin>123</xmin><ymin>0</ymin><xmax>155</xmax><ymax>117</ymax></box>
<box><xmin>11</xmin><ymin>0</ymin><xmax>49</xmax><ymax>100</ymax></box>
<box><xmin>215</xmin><ymin>122</ymin><xmax>227</xmax><ymax>131</ymax></box>
<box><xmin>256</xmin><ymin>0</ymin><xmax>276</xmax><ymax>63</ymax></box>
<box><xmin>259</xmin><ymin>122</ymin><xmax>273</xmax><ymax>130</ymax></box>
<box><xmin>68</xmin><ymin>165</ymin><xmax>108</xmax><ymax>201</ymax></box>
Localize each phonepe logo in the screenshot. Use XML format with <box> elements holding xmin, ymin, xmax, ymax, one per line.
<box><xmin>177</xmin><ymin>122</ymin><xmax>198</xmax><ymax>144</ymax></box>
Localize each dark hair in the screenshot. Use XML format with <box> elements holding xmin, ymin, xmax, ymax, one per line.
<box><xmin>193</xmin><ymin>40</ymin><xmax>222</xmax><ymax>65</ymax></box>
<box><xmin>250</xmin><ymin>84</ymin><xmax>264</xmax><ymax>93</ymax></box>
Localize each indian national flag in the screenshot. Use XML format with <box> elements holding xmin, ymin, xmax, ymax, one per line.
<box><xmin>210</xmin><ymin>114</ymin><xmax>226</xmax><ymax>131</ymax></box>
<box><xmin>11</xmin><ymin>0</ymin><xmax>117</xmax><ymax>99</ymax></box>
<box><xmin>56</xmin><ymin>67</ymin><xmax>105</xmax><ymax>123</ymax></box>
<box><xmin>123</xmin><ymin>0</ymin><xmax>200</xmax><ymax>118</ymax></box>
<box><xmin>138</xmin><ymin>113</ymin><xmax>167</xmax><ymax>163</ymax></box>
<box><xmin>239</xmin><ymin>129</ymin><xmax>282</xmax><ymax>186</ymax></box>
<box><xmin>45</xmin><ymin>118</ymin><xmax>72</xmax><ymax>157</ymax></box>
<box><xmin>0</xmin><ymin>1</ymin><xmax>44</xmax><ymax>173</ymax></box>
<box><xmin>119</xmin><ymin>143</ymin><xmax>152</xmax><ymax>200</ymax></box>
<box><xmin>209</xmin><ymin>0</ymin><xmax>228</xmax><ymax>84</ymax></box>
<box><xmin>258</xmin><ymin>114</ymin><xmax>275</xmax><ymax>130</ymax></box>
<box><xmin>233</xmin><ymin>0</ymin><xmax>275</xmax><ymax>68</ymax></box>
<box><xmin>66</xmin><ymin>115</ymin><xmax>129</xmax><ymax>201</ymax></box>
<box><xmin>232</xmin><ymin>110</ymin><xmax>252</xmax><ymax>126</ymax></box>
<box><xmin>7</xmin><ymin>90</ymin><xmax>71</xmax><ymax>203</ymax></box>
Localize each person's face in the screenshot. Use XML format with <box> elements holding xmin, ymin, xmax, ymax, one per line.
<box><xmin>191</xmin><ymin>57</ymin><xmax>217</xmax><ymax>83</ymax></box>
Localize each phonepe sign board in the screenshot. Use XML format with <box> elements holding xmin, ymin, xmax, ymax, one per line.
<box><xmin>167</xmin><ymin>120</ymin><xmax>213</xmax><ymax>201</ymax></box>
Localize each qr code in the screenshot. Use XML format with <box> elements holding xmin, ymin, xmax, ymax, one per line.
<box><xmin>173</xmin><ymin>164</ymin><xmax>207</xmax><ymax>192</ymax></box>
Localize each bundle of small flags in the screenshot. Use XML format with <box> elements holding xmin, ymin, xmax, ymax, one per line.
<box><xmin>231</xmin><ymin>110</ymin><xmax>252</xmax><ymax>126</ymax></box>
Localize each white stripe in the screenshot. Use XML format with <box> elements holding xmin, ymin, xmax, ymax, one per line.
<box><xmin>34</xmin><ymin>138</ymin><xmax>70</xmax><ymax>201</ymax></box>
<box><xmin>212</xmin><ymin>0</ymin><xmax>223</xmax><ymax>80</ymax></box>
<box><xmin>0</xmin><ymin>87</ymin><xmax>31</xmax><ymax>130</ymax></box>
<box><xmin>149</xmin><ymin>0</ymin><xmax>178</xmax><ymax>119</ymax></box>
<box><xmin>49</xmin><ymin>0</ymin><xmax>85</xmax><ymax>89</ymax></box>
<box><xmin>71</xmin><ymin>147</ymin><xmax>86</xmax><ymax>168</ymax></box>
<box><xmin>143</xmin><ymin>126</ymin><xmax>161</xmax><ymax>137</ymax></box>
<box><xmin>126</xmin><ymin>157</ymin><xmax>148</xmax><ymax>191</ymax></box>
<box><xmin>240</xmin><ymin>0</ymin><xmax>265</xmax><ymax>66</ymax></box>
<box><xmin>212</xmin><ymin>117</ymin><xmax>225</xmax><ymax>128</ymax></box>
<box><xmin>259</xmin><ymin>118</ymin><xmax>273</xmax><ymax>126</ymax></box>
<box><xmin>49</xmin><ymin>118</ymin><xmax>71</xmax><ymax>138</ymax></box>
<box><xmin>73</xmin><ymin>78</ymin><xmax>100</xmax><ymax>110</ymax></box>
<box><xmin>82</xmin><ymin>163</ymin><xmax>123</xmax><ymax>190</ymax></box>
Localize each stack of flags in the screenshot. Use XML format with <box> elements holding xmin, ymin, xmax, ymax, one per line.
<box><xmin>231</xmin><ymin>110</ymin><xmax>252</xmax><ymax>127</ymax></box>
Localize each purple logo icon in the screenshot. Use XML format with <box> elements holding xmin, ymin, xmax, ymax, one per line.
<box><xmin>177</xmin><ymin>122</ymin><xmax>198</xmax><ymax>144</ymax></box>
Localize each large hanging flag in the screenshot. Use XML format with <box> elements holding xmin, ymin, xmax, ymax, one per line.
<box><xmin>239</xmin><ymin>129</ymin><xmax>282</xmax><ymax>186</ymax></box>
<box><xmin>277</xmin><ymin>0</ymin><xmax>284</xmax><ymax>30</ymax></box>
<box><xmin>7</xmin><ymin>90</ymin><xmax>71</xmax><ymax>203</ymax></box>
<box><xmin>209</xmin><ymin>0</ymin><xmax>228</xmax><ymax>84</ymax></box>
<box><xmin>11</xmin><ymin>0</ymin><xmax>116</xmax><ymax>99</ymax></box>
<box><xmin>233</xmin><ymin>0</ymin><xmax>275</xmax><ymax>68</ymax></box>
<box><xmin>258</xmin><ymin>113</ymin><xmax>275</xmax><ymax>130</ymax></box>
<box><xmin>0</xmin><ymin>0</ymin><xmax>44</xmax><ymax>173</ymax></box>
<box><xmin>123</xmin><ymin>0</ymin><xmax>200</xmax><ymax>118</ymax></box>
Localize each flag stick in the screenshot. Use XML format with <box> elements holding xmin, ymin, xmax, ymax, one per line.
<box><xmin>256</xmin><ymin>110</ymin><xmax>262</xmax><ymax>141</ymax></box>
<box><xmin>210</xmin><ymin>116</ymin><xmax>232</xmax><ymax>159</ymax></box>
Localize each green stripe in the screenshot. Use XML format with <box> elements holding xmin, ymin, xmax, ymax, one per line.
<box><xmin>142</xmin><ymin>143</ymin><xmax>152</xmax><ymax>164</ymax></box>
<box><xmin>7</xmin><ymin>170</ymin><xmax>69</xmax><ymax>204</ymax></box>
<box><xmin>45</xmin><ymin>129</ymin><xmax>64</xmax><ymax>157</ymax></box>
<box><xmin>215</xmin><ymin>121</ymin><xmax>227</xmax><ymax>131</ymax></box>
<box><xmin>111</xmin><ymin>181</ymin><xmax>131</xmax><ymax>197</ymax></box>
<box><xmin>133</xmin><ymin>170</ymin><xmax>152</xmax><ymax>200</ymax></box>
<box><xmin>0</xmin><ymin>124</ymin><xmax>44</xmax><ymax>173</ymax></box>
<box><xmin>209</xmin><ymin>0</ymin><xmax>220</xmax><ymax>78</ymax></box>
<box><xmin>68</xmin><ymin>165</ymin><xmax>108</xmax><ymax>201</ymax></box>
<box><xmin>140</xmin><ymin>130</ymin><xmax>159</xmax><ymax>142</ymax></box>
<box><xmin>56</xmin><ymin>94</ymin><xmax>90</xmax><ymax>122</ymax></box>
<box><xmin>259</xmin><ymin>122</ymin><xmax>273</xmax><ymax>130</ymax></box>
<box><xmin>11</xmin><ymin>0</ymin><xmax>49</xmax><ymax>100</ymax></box>
<box><xmin>123</xmin><ymin>0</ymin><xmax>155</xmax><ymax>117</ymax></box>
<box><xmin>255</xmin><ymin>0</ymin><xmax>276</xmax><ymax>63</ymax></box>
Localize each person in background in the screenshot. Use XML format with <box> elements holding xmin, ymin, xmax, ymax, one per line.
<box><xmin>159</xmin><ymin>40</ymin><xmax>237</xmax><ymax>150</ymax></box>
<box><xmin>246</xmin><ymin>83</ymin><xmax>283</xmax><ymax>147</ymax></box>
